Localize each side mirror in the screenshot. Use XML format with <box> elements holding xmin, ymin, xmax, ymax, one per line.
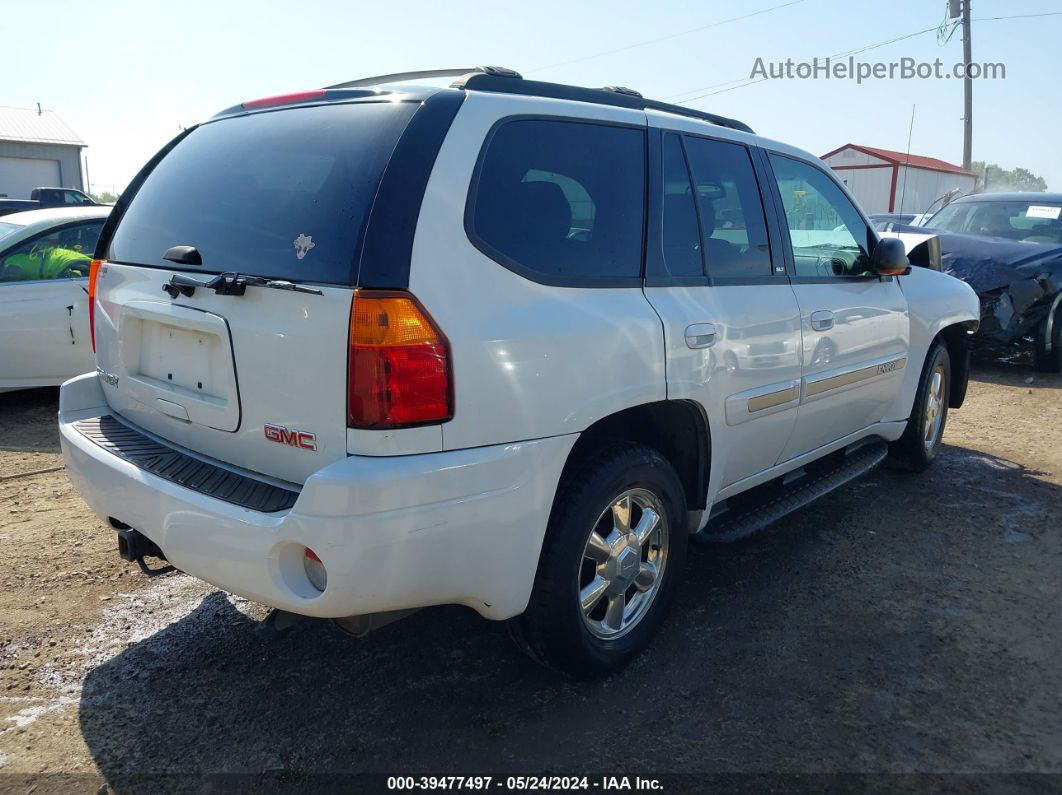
<box><xmin>870</xmin><ymin>236</ymin><xmax>911</xmax><ymax>276</ymax></box>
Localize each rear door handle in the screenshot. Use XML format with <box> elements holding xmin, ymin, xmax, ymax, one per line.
<box><xmin>810</xmin><ymin>311</ymin><xmax>834</xmax><ymax>331</ymax></box>
<box><xmin>685</xmin><ymin>323</ymin><xmax>717</xmax><ymax>349</ymax></box>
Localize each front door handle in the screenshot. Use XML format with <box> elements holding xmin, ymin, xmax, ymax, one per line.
<box><xmin>685</xmin><ymin>323</ymin><xmax>717</xmax><ymax>349</ymax></box>
<box><xmin>810</xmin><ymin>310</ymin><xmax>834</xmax><ymax>331</ymax></box>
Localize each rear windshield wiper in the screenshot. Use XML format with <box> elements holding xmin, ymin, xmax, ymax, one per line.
<box><xmin>164</xmin><ymin>272</ymin><xmax>323</xmax><ymax>298</ymax></box>
<box><xmin>233</xmin><ymin>274</ymin><xmax>324</xmax><ymax>295</ymax></box>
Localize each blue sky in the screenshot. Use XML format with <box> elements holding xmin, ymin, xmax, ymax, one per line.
<box><xmin>6</xmin><ymin>0</ymin><xmax>1061</xmax><ymax>198</ymax></box>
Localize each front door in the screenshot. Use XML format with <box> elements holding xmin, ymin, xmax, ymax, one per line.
<box><xmin>643</xmin><ymin>122</ymin><xmax>802</xmax><ymax>493</ymax></box>
<box><xmin>0</xmin><ymin>220</ymin><xmax>101</xmax><ymax>389</ymax></box>
<box><xmin>764</xmin><ymin>154</ymin><xmax>909</xmax><ymax>461</ymax></box>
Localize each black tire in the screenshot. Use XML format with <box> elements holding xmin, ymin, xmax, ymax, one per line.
<box><xmin>890</xmin><ymin>340</ymin><xmax>951</xmax><ymax>472</ymax></box>
<box><xmin>509</xmin><ymin>443</ymin><xmax>688</xmax><ymax>677</ymax></box>
<box><xmin>1033</xmin><ymin>304</ymin><xmax>1062</xmax><ymax>373</ymax></box>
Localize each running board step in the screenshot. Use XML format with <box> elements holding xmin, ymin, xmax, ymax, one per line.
<box><xmin>694</xmin><ymin>440</ymin><xmax>889</xmax><ymax>544</ymax></box>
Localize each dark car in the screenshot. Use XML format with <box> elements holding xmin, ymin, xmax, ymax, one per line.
<box><xmin>913</xmin><ymin>192</ymin><xmax>1062</xmax><ymax>372</ymax></box>
<box><xmin>0</xmin><ymin>187</ymin><xmax>98</xmax><ymax>218</ymax></box>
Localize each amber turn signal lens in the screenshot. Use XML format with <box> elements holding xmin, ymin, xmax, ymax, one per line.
<box><xmin>350</xmin><ymin>294</ymin><xmax>442</xmax><ymax>347</ymax></box>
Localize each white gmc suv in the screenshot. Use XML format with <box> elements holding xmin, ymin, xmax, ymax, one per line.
<box><xmin>59</xmin><ymin>67</ymin><xmax>979</xmax><ymax>676</ymax></box>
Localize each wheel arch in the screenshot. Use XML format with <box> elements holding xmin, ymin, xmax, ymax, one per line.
<box><xmin>562</xmin><ymin>400</ymin><xmax>711</xmax><ymax>512</ymax></box>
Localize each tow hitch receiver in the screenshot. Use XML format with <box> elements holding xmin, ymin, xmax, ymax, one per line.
<box><xmin>116</xmin><ymin>528</ymin><xmax>175</xmax><ymax>577</ymax></box>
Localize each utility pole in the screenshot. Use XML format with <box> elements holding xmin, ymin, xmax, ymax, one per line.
<box><xmin>961</xmin><ymin>0</ymin><xmax>973</xmax><ymax>170</ymax></box>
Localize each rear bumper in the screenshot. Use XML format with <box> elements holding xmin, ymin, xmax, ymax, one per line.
<box><xmin>59</xmin><ymin>373</ymin><xmax>576</xmax><ymax>620</ymax></box>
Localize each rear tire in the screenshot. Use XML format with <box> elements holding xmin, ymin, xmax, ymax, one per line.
<box><xmin>510</xmin><ymin>443</ymin><xmax>687</xmax><ymax>677</ymax></box>
<box><xmin>1033</xmin><ymin>304</ymin><xmax>1062</xmax><ymax>373</ymax></box>
<box><xmin>890</xmin><ymin>340</ymin><xmax>951</xmax><ymax>472</ymax></box>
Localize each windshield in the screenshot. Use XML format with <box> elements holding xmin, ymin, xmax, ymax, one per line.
<box><xmin>107</xmin><ymin>100</ymin><xmax>419</xmax><ymax>284</ymax></box>
<box><xmin>0</xmin><ymin>222</ymin><xmax>20</xmax><ymax>242</ymax></box>
<box><xmin>926</xmin><ymin>200</ymin><xmax>1062</xmax><ymax>244</ymax></box>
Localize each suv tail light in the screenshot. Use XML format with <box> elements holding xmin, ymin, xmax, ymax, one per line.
<box><xmin>347</xmin><ymin>290</ymin><xmax>453</xmax><ymax>429</ymax></box>
<box><xmin>88</xmin><ymin>259</ymin><xmax>103</xmax><ymax>352</ymax></box>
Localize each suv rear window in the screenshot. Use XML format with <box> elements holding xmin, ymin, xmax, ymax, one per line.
<box><xmin>468</xmin><ymin>119</ymin><xmax>645</xmax><ymax>284</ymax></box>
<box><xmin>107</xmin><ymin>101</ymin><xmax>419</xmax><ymax>285</ymax></box>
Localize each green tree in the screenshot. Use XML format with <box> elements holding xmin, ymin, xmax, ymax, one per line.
<box><xmin>971</xmin><ymin>161</ymin><xmax>1048</xmax><ymax>193</ymax></box>
<box><xmin>89</xmin><ymin>190</ymin><xmax>120</xmax><ymax>204</ymax></box>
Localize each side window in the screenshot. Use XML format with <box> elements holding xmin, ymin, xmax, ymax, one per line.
<box><xmin>768</xmin><ymin>154</ymin><xmax>875</xmax><ymax>278</ymax></box>
<box><xmin>470</xmin><ymin>119</ymin><xmax>645</xmax><ymax>282</ymax></box>
<box><xmin>682</xmin><ymin>136</ymin><xmax>773</xmax><ymax>280</ymax></box>
<box><xmin>0</xmin><ymin>221</ymin><xmax>103</xmax><ymax>282</ymax></box>
<box><xmin>660</xmin><ymin>134</ymin><xmax>703</xmax><ymax>277</ymax></box>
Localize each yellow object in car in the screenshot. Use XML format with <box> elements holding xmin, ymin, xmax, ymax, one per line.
<box><xmin>1</xmin><ymin>247</ymin><xmax>91</xmax><ymax>281</ymax></box>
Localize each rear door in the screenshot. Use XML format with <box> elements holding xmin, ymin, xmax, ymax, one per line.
<box><xmin>94</xmin><ymin>99</ymin><xmax>424</xmax><ymax>484</ymax></box>
<box><xmin>642</xmin><ymin>117</ymin><xmax>802</xmax><ymax>491</ymax></box>
<box><xmin>763</xmin><ymin>153</ymin><xmax>909</xmax><ymax>461</ymax></box>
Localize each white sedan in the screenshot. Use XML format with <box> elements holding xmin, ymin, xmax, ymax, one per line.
<box><xmin>0</xmin><ymin>206</ymin><xmax>110</xmax><ymax>392</ymax></box>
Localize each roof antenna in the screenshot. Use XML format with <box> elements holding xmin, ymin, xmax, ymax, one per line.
<box><xmin>898</xmin><ymin>104</ymin><xmax>915</xmax><ymax>215</ymax></box>
<box><xmin>36</xmin><ymin>102</ymin><xmax>42</xmax><ymax>115</ymax></box>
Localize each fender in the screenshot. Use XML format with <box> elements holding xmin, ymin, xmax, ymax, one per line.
<box><xmin>885</xmin><ymin>267</ymin><xmax>980</xmax><ymax>423</ymax></box>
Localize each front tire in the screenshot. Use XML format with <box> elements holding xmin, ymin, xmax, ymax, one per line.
<box><xmin>510</xmin><ymin>444</ymin><xmax>688</xmax><ymax>677</ymax></box>
<box><xmin>890</xmin><ymin>340</ymin><xmax>951</xmax><ymax>472</ymax></box>
<box><xmin>1034</xmin><ymin>304</ymin><xmax>1062</xmax><ymax>373</ymax></box>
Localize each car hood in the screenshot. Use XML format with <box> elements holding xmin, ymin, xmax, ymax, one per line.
<box><xmin>896</xmin><ymin>226</ymin><xmax>1062</xmax><ymax>342</ymax></box>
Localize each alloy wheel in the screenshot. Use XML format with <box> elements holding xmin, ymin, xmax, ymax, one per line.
<box><xmin>923</xmin><ymin>364</ymin><xmax>946</xmax><ymax>452</ymax></box>
<box><xmin>578</xmin><ymin>488</ymin><xmax>669</xmax><ymax>640</ymax></box>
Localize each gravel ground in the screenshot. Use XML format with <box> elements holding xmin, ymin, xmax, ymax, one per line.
<box><xmin>0</xmin><ymin>360</ymin><xmax>1059</xmax><ymax>790</ymax></box>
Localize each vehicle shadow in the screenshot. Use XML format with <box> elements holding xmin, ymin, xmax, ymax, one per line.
<box><xmin>0</xmin><ymin>386</ymin><xmax>61</xmax><ymax>454</ymax></box>
<box><xmin>77</xmin><ymin>443</ymin><xmax>1062</xmax><ymax>784</ymax></box>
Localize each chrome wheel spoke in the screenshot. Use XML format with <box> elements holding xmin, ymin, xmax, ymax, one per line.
<box><xmin>923</xmin><ymin>365</ymin><xmax>946</xmax><ymax>450</ymax></box>
<box><xmin>632</xmin><ymin>508</ymin><xmax>659</xmax><ymax>545</ymax></box>
<box><xmin>603</xmin><ymin>594</ymin><xmax>626</xmax><ymax>631</ymax></box>
<box><xmin>580</xmin><ymin>576</ymin><xmax>609</xmax><ymax>613</ymax></box>
<box><xmin>612</xmin><ymin>495</ymin><xmax>632</xmax><ymax>534</ymax></box>
<box><xmin>634</xmin><ymin>561</ymin><xmax>657</xmax><ymax>592</ymax></box>
<box><xmin>584</xmin><ymin>531</ymin><xmax>611</xmax><ymax>564</ymax></box>
<box><xmin>578</xmin><ymin>488</ymin><xmax>670</xmax><ymax>640</ymax></box>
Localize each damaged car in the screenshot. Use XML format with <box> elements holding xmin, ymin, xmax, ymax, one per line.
<box><xmin>915</xmin><ymin>192</ymin><xmax>1062</xmax><ymax>372</ymax></box>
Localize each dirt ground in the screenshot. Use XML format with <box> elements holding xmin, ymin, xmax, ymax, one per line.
<box><xmin>0</xmin><ymin>359</ymin><xmax>1060</xmax><ymax>790</ymax></box>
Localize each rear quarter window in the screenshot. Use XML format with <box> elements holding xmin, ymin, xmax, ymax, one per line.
<box><xmin>467</xmin><ymin>118</ymin><xmax>646</xmax><ymax>285</ymax></box>
<box><xmin>107</xmin><ymin>101</ymin><xmax>419</xmax><ymax>284</ymax></box>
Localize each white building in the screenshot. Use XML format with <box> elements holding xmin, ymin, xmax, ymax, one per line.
<box><xmin>821</xmin><ymin>143</ymin><xmax>978</xmax><ymax>216</ymax></box>
<box><xmin>0</xmin><ymin>105</ymin><xmax>86</xmax><ymax>200</ymax></box>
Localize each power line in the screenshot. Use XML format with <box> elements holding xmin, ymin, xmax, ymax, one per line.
<box><xmin>974</xmin><ymin>11</ymin><xmax>1062</xmax><ymax>22</ymax></box>
<box><xmin>669</xmin><ymin>10</ymin><xmax>1062</xmax><ymax>103</ymax></box>
<box><xmin>528</xmin><ymin>0</ymin><xmax>806</xmax><ymax>73</ymax></box>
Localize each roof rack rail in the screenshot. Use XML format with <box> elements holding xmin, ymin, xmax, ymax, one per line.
<box><xmin>602</xmin><ymin>86</ymin><xmax>643</xmax><ymax>98</ymax></box>
<box><xmin>324</xmin><ymin>67</ymin><xmax>752</xmax><ymax>134</ymax></box>
<box><xmin>325</xmin><ymin>66</ymin><xmax>521</xmax><ymax>90</ymax></box>
<box><xmin>458</xmin><ymin>73</ymin><xmax>754</xmax><ymax>134</ymax></box>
